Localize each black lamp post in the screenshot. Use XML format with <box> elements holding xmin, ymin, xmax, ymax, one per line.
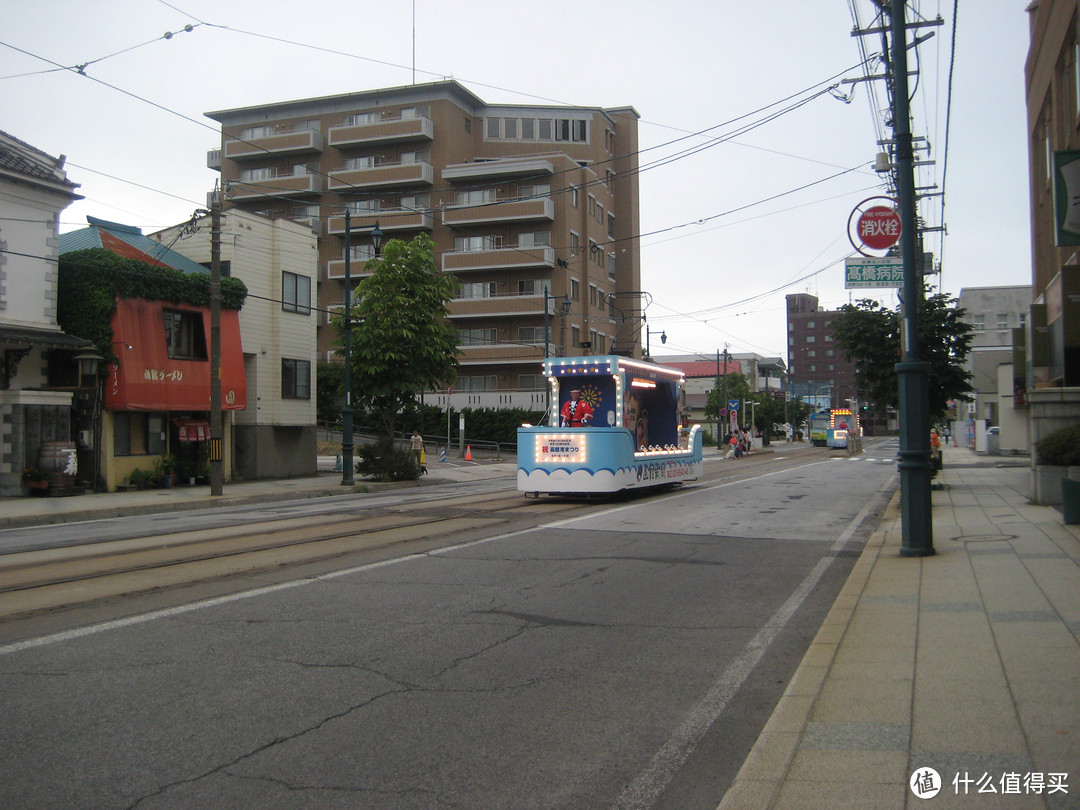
<box><xmin>341</xmin><ymin>214</ymin><xmax>383</xmax><ymax>486</ymax></box>
<box><xmin>645</xmin><ymin>327</ymin><xmax>666</xmax><ymax>360</ymax></box>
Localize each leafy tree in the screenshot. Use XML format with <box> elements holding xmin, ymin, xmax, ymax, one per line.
<box><xmin>831</xmin><ymin>286</ymin><xmax>974</xmax><ymax>423</ymax></box>
<box><xmin>332</xmin><ymin>233</ymin><xmax>460</xmax><ymax>438</ymax></box>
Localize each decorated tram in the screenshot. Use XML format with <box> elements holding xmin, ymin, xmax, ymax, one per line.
<box><xmin>517</xmin><ymin>355</ymin><xmax>703</xmax><ymax>496</ymax></box>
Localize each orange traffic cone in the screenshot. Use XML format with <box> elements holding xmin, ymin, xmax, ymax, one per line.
<box><xmin>465</xmin><ymin>445</ymin><xmax>472</xmax><ymax>460</ymax></box>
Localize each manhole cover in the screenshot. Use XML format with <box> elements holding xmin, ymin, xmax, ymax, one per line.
<box><xmin>959</xmin><ymin>534</ymin><xmax>1016</xmax><ymax>543</ymax></box>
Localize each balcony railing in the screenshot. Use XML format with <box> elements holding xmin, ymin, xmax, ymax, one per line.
<box><xmin>206</xmin><ymin>149</ymin><xmax>221</xmax><ymax>170</ymax></box>
<box><xmin>442</xmin><ymin>197</ymin><xmax>554</xmax><ymax>227</ymax></box>
<box><xmin>442</xmin><ymin>245</ymin><xmax>555</xmax><ymax>273</ymax></box>
<box><xmin>446</xmin><ymin>295</ymin><xmax>546</xmax><ymax>319</ymax></box>
<box><xmin>442</xmin><ymin>157</ymin><xmax>555</xmax><ymax>182</ymax></box>
<box><xmin>223</xmin><ymin>129</ymin><xmax>323</xmax><ymax>160</ymax></box>
<box><xmin>228</xmin><ymin>173</ymin><xmax>324</xmax><ymax>200</ymax></box>
<box><xmin>329</xmin><ymin>161</ymin><xmax>434</xmax><ymax>190</ymax></box>
<box><xmin>328</xmin><ymin>115</ymin><xmax>434</xmax><ymax>147</ymax></box>
<box><xmin>326</xmin><ymin>258</ymin><xmax>377</xmax><ymax>281</ymax></box>
<box><xmin>326</xmin><ymin>209</ymin><xmax>433</xmax><ymax>235</ymax></box>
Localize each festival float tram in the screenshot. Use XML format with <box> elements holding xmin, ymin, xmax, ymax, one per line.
<box><xmin>517</xmin><ymin>355</ymin><xmax>704</xmax><ymax>497</ymax></box>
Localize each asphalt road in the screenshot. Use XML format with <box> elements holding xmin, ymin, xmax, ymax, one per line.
<box><xmin>0</xmin><ymin>442</ymin><xmax>899</xmax><ymax>809</ymax></box>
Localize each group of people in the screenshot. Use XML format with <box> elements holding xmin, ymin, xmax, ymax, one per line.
<box><xmin>723</xmin><ymin>429</ymin><xmax>754</xmax><ymax>459</ymax></box>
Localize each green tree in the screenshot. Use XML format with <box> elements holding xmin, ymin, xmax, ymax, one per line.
<box><xmin>334</xmin><ymin>233</ymin><xmax>461</xmax><ymax>438</ymax></box>
<box><xmin>831</xmin><ymin>286</ymin><xmax>974</xmax><ymax>423</ymax></box>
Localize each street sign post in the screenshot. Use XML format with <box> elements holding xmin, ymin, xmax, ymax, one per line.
<box><xmin>845</xmin><ymin>257</ymin><xmax>904</xmax><ymax>288</ymax></box>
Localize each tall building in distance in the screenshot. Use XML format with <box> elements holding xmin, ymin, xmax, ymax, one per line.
<box><xmin>206</xmin><ymin>80</ymin><xmax>641</xmax><ymax>395</ymax></box>
<box><xmin>785</xmin><ymin>293</ymin><xmax>858</xmax><ymax>410</ymax></box>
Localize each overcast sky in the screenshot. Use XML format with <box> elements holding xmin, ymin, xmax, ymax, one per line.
<box><xmin>2</xmin><ymin>1</ymin><xmax>1032</xmax><ymax>361</ymax></box>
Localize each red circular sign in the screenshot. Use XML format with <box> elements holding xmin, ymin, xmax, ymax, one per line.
<box><xmin>856</xmin><ymin>206</ymin><xmax>901</xmax><ymax>251</ymax></box>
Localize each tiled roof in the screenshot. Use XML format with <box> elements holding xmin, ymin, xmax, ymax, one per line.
<box><xmin>0</xmin><ymin>130</ymin><xmax>80</xmax><ymax>192</ymax></box>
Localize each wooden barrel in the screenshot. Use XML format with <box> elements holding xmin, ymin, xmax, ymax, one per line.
<box><xmin>39</xmin><ymin>441</ymin><xmax>78</xmax><ymax>477</ymax></box>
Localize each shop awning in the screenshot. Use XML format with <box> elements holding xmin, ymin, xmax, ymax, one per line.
<box><xmin>105</xmin><ymin>297</ymin><xmax>247</xmax><ymax>412</ymax></box>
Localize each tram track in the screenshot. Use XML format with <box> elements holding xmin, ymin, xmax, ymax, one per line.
<box><xmin>0</xmin><ymin>490</ymin><xmax>575</xmax><ymax>622</ymax></box>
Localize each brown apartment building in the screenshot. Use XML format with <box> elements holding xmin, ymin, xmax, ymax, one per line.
<box><xmin>206</xmin><ymin>80</ymin><xmax>641</xmax><ymax>395</ymax></box>
<box><xmin>786</xmin><ymin>293</ymin><xmax>859</xmax><ymax>410</ymax></box>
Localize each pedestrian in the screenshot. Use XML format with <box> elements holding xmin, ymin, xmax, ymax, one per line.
<box><xmin>410</xmin><ymin>429</ymin><xmax>426</xmax><ymax>474</ymax></box>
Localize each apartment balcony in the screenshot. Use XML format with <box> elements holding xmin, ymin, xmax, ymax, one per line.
<box><xmin>326</xmin><ymin>258</ymin><xmax>377</xmax><ymax>281</ymax></box>
<box><xmin>459</xmin><ymin>343</ymin><xmax>547</xmax><ymax>365</ymax></box>
<box><xmin>329</xmin><ymin>161</ymin><xmax>433</xmax><ymax>191</ymax></box>
<box><xmin>442</xmin><ymin>245</ymin><xmax>555</xmax><ymax>273</ymax></box>
<box><xmin>326</xmin><ymin>208</ymin><xmax>433</xmax><ymax>235</ymax></box>
<box><xmin>446</xmin><ymin>295</ymin><xmax>545</xmax><ymax>319</ymax></box>
<box><xmin>328</xmin><ymin>115</ymin><xmax>434</xmax><ymax>147</ymax></box>
<box><xmin>442</xmin><ymin>197</ymin><xmax>554</xmax><ymax>227</ymax></box>
<box><xmin>442</xmin><ymin>157</ymin><xmax>555</xmax><ymax>182</ymax></box>
<box><xmin>228</xmin><ymin>173</ymin><xmax>324</xmax><ymax>201</ymax></box>
<box><xmin>223</xmin><ymin>129</ymin><xmax>323</xmax><ymax>161</ymax></box>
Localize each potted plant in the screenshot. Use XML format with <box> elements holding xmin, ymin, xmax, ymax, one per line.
<box><xmin>22</xmin><ymin>467</ymin><xmax>49</xmax><ymax>491</ymax></box>
<box><xmin>1033</xmin><ymin>424</ymin><xmax>1080</xmax><ymax>506</ymax></box>
<box><xmin>155</xmin><ymin>454</ymin><xmax>176</xmax><ymax>488</ymax></box>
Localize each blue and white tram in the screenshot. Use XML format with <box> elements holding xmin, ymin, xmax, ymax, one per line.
<box><xmin>517</xmin><ymin>355</ymin><xmax>704</xmax><ymax>496</ymax></box>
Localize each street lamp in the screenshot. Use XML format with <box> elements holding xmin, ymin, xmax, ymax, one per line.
<box><xmin>341</xmin><ymin>214</ymin><xmax>383</xmax><ymax>486</ymax></box>
<box><xmin>645</xmin><ymin>327</ymin><xmax>666</xmax><ymax>360</ymax></box>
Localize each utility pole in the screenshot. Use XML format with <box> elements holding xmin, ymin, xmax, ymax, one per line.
<box><xmin>889</xmin><ymin>0</ymin><xmax>934</xmax><ymax>556</ymax></box>
<box><xmin>209</xmin><ymin>185</ymin><xmax>224</xmax><ymax>496</ymax></box>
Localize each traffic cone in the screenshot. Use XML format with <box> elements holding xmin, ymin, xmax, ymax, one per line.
<box><xmin>465</xmin><ymin>445</ymin><xmax>472</xmax><ymax>460</ymax></box>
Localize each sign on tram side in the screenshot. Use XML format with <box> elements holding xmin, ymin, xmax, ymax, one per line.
<box><xmin>844</xmin><ymin>256</ymin><xmax>904</xmax><ymax>289</ymax></box>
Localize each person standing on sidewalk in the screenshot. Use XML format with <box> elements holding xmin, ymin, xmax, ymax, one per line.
<box><xmin>410</xmin><ymin>430</ymin><xmax>426</xmax><ymax>474</ymax></box>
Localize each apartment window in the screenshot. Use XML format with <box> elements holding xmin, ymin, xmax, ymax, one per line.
<box><xmin>457</xmin><ymin>328</ymin><xmax>497</xmax><ymax>345</ymax></box>
<box><xmin>521</xmin><ymin>119</ymin><xmax>535</xmax><ymax>139</ymax></box>
<box><xmin>454</xmin><ymin>235</ymin><xmax>500</xmax><ymax>252</ymax></box>
<box><xmin>805</xmin><ymin>335</ymin><xmax>816</xmax><ymax>343</ymax></box>
<box><xmin>570</xmin><ymin>186</ymin><xmax>579</xmax><ymax>207</ymax></box>
<box><xmin>454</xmin><ymin>189</ymin><xmax>497</xmax><ymax>205</ymax></box>
<box><xmin>608</xmin><ymin>252</ymin><xmax>616</xmax><ymax>275</ymax></box>
<box><xmin>486</xmin><ymin>118</ymin><xmax>500</xmax><ymax>139</ymax></box>
<box><xmin>347</xmin><ymin>199</ymin><xmax>380</xmax><ymax>214</ymax></box>
<box><xmin>606</xmin><ymin>129</ymin><xmax>615</xmax><ymax>153</ymax></box>
<box><xmin>344</xmin><ymin>112</ymin><xmax>380</xmax><ymax>126</ymax></box>
<box><xmin>596</xmin><ymin>334</ymin><xmax>606</xmax><ymax>353</ymax></box>
<box><xmin>997</xmin><ymin>314</ymin><xmax>1009</xmax><ymax>330</ymax></box>
<box><xmin>517</xmin><ymin>184</ymin><xmax>550</xmax><ymax>199</ymax></box>
<box><xmin>519</xmin><ymin>373</ymin><xmax>545</xmax><ymax>391</ymax></box>
<box><xmin>348</xmin><ymin>244</ymin><xmax>376</xmax><ymax>261</ymax></box>
<box><xmin>240</xmin><ymin>167</ymin><xmax>275</xmax><ymax>182</ymax></box>
<box><xmin>400</xmin><ymin>106</ymin><xmax>429</xmax><ymax>119</ymax></box>
<box><xmin>588</xmin><ymin>195</ymin><xmax>597</xmax><ymax>217</ymax></box>
<box><xmin>973</xmin><ymin>314</ymin><xmax>985</xmax><ymax>332</ymax></box>
<box><xmin>240</xmin><ymin>125</ymin><xmax>276</xmax><ymax>139</ymax></box>
<box><xmin>571</xmin><ymin>326</ymin><xmax>581</xmax><ymax>346</ymax></box>
<box><xmin>459</xmin><ymin>375</ymin><xmax>497</xmax><ymax>391</ymax></box>
<box><xmin>517</xmin><ymin>279</ymin><xmax>544</xmax><ymax>295</ymax></box>
<box><xmin>343</xmin><ymin>156</ymin><xmax>378</xmax><ymax>170</ymax></box>
<box><xmin>570</xmin><ymin>278</ymin><xmax>580</xmax><ymax>300</ymax></box>
<box><xmin>399</xmin><ymin>194</ymin><xmax>430</xmax><ymax>210</ymax></box>
<box><xmin>537</xmin><ymin>119</ymin><xmax>553</xmax><ymax>140</ymax></box>
<box><xmin>113</xmin><ymin>413</ymin><xmax>165</xmax><ymax>457</ymax></box>
<box><xmin>807</xmin><ymin>321</ymin><xmax>816</xmax><ymax>329</ymax></box>
<box><xmin>519</xmin><ymin>231</ymin><xmax>550</xmax><ymax>248</ymax></box>
<box><xmin>464</xmin><ymin>117</ymin><xmax>471</xmax><ymax>134</ymax></box>
<box><xmin>555</xmin><ymin>119</ymin><xmax>588</xmax><ymax>142</ymax></box>
<box><xmin>570</xmin><ymin>231</ymin><xmax>580</xmax><ymax>254</ymax></box>
<box><xmin>504</xmin><ymin>118</ymin><xmax>517</xmax><ymax>139</ymax></box>
<box><xmin>595</xmin><ymin>202</ymin><xmax>604</xmax><ymax>224</ymax></box>
<box><xmin>825</xmin><ymin>335</ymin><xmax>833</xmax><ymax>342</ymax></box>
<box><xmin>282</xmin><ymin>358</ymin><xmax>311</xmax><ymax>399</ymax></box>
<box><xmin>459</xmin><ymin>281</ymin><xmax>497</xmax><ymax>299</ymax></box>
<box><xmin>807</xmin><ymin>350</ymin><xmax>817</xmax><ymax>358</ymax></box>
<box><xmin>400</xmin><ymin>150</ymin><xmax>429</xmax><ymax>164</ymax></box>
<box><xmin>163</xmin><ymin>309</ymin><xmax>207</xmax><ymax>360</ymax></box>
<box><xmin>282</xmin><ymin>272</ymin><xmax>311</xmax><ymax>315</ymax></box>
<box><xmin>607</xmin><ymin>213</ymin><xmax>616</xmax><ymax>240</ymax></box>
<box><xmin>518</xmin><ymin>326</ymin><xmax>548</xmax><ymax>342</ymax></box>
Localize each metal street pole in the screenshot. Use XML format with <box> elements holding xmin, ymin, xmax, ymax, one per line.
<box><xmin>341</xmin><ymin>208</ymin><xmax>355</xmax><ymax>486</ymax></box>
<box><xmin>891</xmin><ymin>0</ymin><xmax>934</xmax><ymax>556</ymax></box>
<box><xmin>209</xmin><ymin>188</ymin><xmax>224</xmax><ymax>496</ymax></box>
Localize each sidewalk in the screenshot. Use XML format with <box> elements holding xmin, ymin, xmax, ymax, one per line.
<box><xmin>0</xmin><ymin>456</ymin><xmax>518</xmax><ymax>531</ymax></box>
<box><xmin>720</xmin><ymin>445</ymin><xmax>1080</xmax><ymax>809</ymax></box>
